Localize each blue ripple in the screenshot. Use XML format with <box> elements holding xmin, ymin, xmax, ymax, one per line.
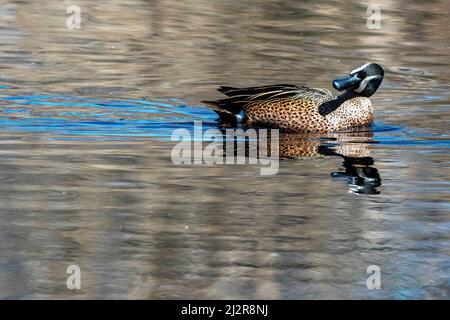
<box><xmin>0</xmin><ymin>92</ymin><xmax>448</xmax><ymax>150</ymax></box>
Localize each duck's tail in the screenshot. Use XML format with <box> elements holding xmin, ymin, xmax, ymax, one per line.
<box><xmin>201</xmin><ymin>86</ymin><xmax>247</xmax><ymax>125</ymax></box>
<box><xmin>200</xmin><ymin>105</ymin><xmax>240</xmax><ymax>126</ymax></box>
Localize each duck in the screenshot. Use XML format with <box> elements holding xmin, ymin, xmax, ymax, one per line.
<box><xmin>202</xmin><ymin>62</ymin><xmax>384</xmax><ymax>133</ymax></box>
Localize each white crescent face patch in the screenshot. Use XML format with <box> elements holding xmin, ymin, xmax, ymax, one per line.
<box><xmin>354</xmin><ymin>75</ymin><xmax>382</xmax><ymax>93</ymax></box>
<box><xmin>350</xmin><ymin>63</ymin><xmax>371</xmax><ymax>75</ymax></box>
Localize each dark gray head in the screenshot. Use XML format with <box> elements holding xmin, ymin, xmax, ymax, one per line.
<box><xmin>333</xmin><ymin>63</ymin><xmax>384</xmax><ymax>97</ymax></box>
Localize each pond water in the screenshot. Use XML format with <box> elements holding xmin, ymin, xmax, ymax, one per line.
<box><xmin>0</xmin><ymin>0</ymin><xmax>449</xmax><ymax>299</ymax></box>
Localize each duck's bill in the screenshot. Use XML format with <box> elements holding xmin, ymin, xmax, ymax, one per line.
<box><xmin>333</xmin><ymin>74</ymin><xmax>361</xmax><ymax>91</ymax></box>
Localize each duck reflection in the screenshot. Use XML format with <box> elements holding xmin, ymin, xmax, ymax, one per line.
<box><xmin>330</xmin><ymin>156</ymin><xmax>381</xmax><ymax>195</ymax></box>
<box><xmin>221</xmin><ymin>129</ymin><xmax>382</xmax><ymax>194</ymax></box>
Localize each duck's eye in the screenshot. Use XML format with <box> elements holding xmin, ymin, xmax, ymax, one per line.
<box><xmin>356</xmin><ymin>70</ymin><xmax>367</xmax><ymax>79</ymax></box>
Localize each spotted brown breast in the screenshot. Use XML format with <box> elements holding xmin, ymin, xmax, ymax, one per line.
<box><xmin>244</xmin><ymin>96</ymin><xmax>374</xmax><ymax>133</ymax></box>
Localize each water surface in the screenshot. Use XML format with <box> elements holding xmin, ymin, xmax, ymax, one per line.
<box><xmin>0</xmin><ymin>0</ymin><xmax>449</xmax><ymax>299</ymax></box>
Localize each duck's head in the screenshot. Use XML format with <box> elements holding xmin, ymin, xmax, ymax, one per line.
<box><xmin>333</xmin><ymin>63</ymin><xmax>384</xmax><ymax>97</ymax></box>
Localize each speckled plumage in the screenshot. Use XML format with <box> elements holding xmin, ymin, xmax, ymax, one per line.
<box><xmin>203</xmin><ymin>63</ymin><xmax>384</xmax><ymax>133</ymax></box>
<box><xmin>204</xmin><ymin>85</ymin><xmax>373</xmax><ymax>133</ymax></box>
<box><xmin>244</xmin><ymin>95</ymin><xmax>374</xmax><ymax>133</ymax></box>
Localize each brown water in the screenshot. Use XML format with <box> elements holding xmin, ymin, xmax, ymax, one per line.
<box><xmin>0</xmin><ymin>0</ymin><xmax>449</xmax><ymax>299</ymax></box>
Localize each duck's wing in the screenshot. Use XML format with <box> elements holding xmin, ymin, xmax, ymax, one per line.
<box><xmin>219</xmin><ymin>84</ymin><xmax>334</xmax><ymax>101</ymax></box>
<box><xmin>203</xmin><ymin>84</ymin><xmax>335</xmax><ymax>115</ymax></box>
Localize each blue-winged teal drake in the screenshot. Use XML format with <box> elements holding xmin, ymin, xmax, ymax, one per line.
<box><xmin>203</xmin><ymin>63</ymin><xmax>384</xmax><ymax>133</ymax></box>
